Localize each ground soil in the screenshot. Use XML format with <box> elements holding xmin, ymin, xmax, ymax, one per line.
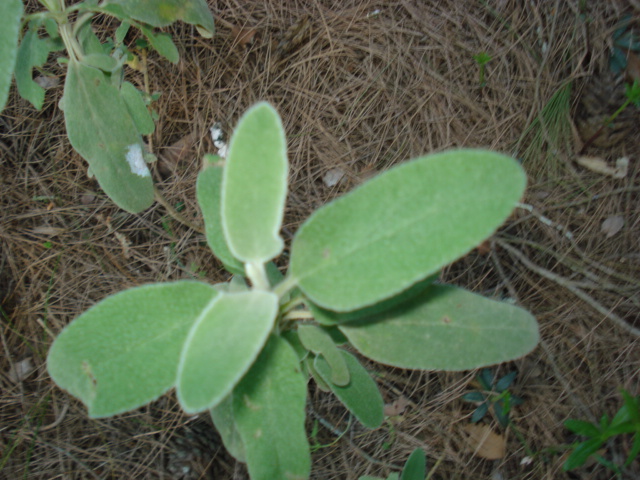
<box><xmin>1</xmin><ymin>1</ymin><xmax>640</xmax><ymax>479</ymax></box>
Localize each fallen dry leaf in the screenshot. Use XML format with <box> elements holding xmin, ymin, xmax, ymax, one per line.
<box><xmin>576</xmin><ymin>156</ymin><xmax>628</xmax><ymax>179</ymax></box>
<box><xmin>29</xmin><ymin>225</ymin><xmax>66</xmax><ymax>236</ymax></box>
<box><xmin>114</xmin><ymin>232</ymin><xmax>131</xmax><ymax>259</ymax></box>
<box><xmin>626</xmin><ymin>51</ymin><xmax>640</xmax><ymax>84</ymax></box>
<box><xmin>601</xmin><ymin>215</ymin><xmax>624</xmax><ymax>238</ymax></box>
<box><xmin>230</xmin><ymin>24</ymin><xmax>257</xmax><ymax>47</ymax></box>
<box><xmin>463</xmin><ymin>424</ymin><xmax>506</xmax><ymax>460</ymax></box>
<box><xmin>158</xmin><ymin>132</ymin><xmax>198</xmax><ymax>176</ymax></box>
<box><xmin>323</xmin><ymin>168</ymin><xmax>345</xmax><ymax>187</ymax></box>
<box><xmin>384</xmin><ymin>395</ymin><xmax>410</xmax><ymax>417</ymax></box>
<box><xmin>7</xmin><ymin>358</ymin><xmax>35</xmax><ymax>383</ymax></box>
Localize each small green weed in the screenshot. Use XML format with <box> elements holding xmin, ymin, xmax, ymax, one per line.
<box><xmin>462</xmin><ymin>368</ymin><xmax>523</xmax><ymax>428</ymax></box>
<box><xmin>359</xmin><ymin>448</ymin><xmax>427</xmax><ymax>480</ymax></box>
<box><xmin>473</xmin><ymin>52</ymin><xmax>492</xmax><ymax>87</ymax></box>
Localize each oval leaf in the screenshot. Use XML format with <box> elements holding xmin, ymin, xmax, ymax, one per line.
<box><xmin>298</xmin><ymin>324</ymin><xmax>349</xmax><ymax>386</ymax></box>
<box><xmin>401</xmin><ymin>448</ymin><xmax>427</xmax><ymax>480</ymax></box>
<box><xmin>47</xmin><ymin>281</ymin><xmax>218</xmax><ymax>418</ymax></box>
<box><xmin>210</xmin><ymin>394</ymin><xmax>246</xmax><ymax>462</ymax></box>
<box><xmin>177</xmin><ymin>290</ymin><xmax>278</xmax><ymax>413</ymax></box>
<box><xmin>0</xmin><ymin>0</ymin><xmax>22</xmax><ymax>111</ymax></box>
<box><xmin>233</xmin><ymin>335</ymin><xmax>311</xmax><ymax>480</ymax></box>
<box><xmin>314</xmin><ymin>350</ymin><xmax>384</xmax><ymax>429</ymax></box>
<box><xmin>222</xmin><ymin>102</ymin><xmax>288</xmax><ymax>263</ymax></box>
<box><xmin>120</xmin><ymin>81</ymin><xmax>155</xmax><ymax>135</ymax></box>
<box><xmin>290</xmin><ymin>150</ymin><xmax>526</xmax><ymax>311</ymax></box>
<box><xmin>339</xmin><ymin>284</ymin><xmax>539</xmax><ymax>370</ymax></box>
<box><xmin>63</xmin><ymin>61</ymin><xmax>154</xmax><ymax>213</ymax></box>
<box><xmin>196</xmin><ymin>161</ymin><xmax>245</xmax><ymax>275</ymax></box>
<box><xmin>14</xmin><ymin>28</ymin><xmax>51</xmax><ymax>110</ymax></box>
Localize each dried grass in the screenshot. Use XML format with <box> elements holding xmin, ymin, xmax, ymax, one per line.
<box><xmin>1</xmin><ymin>0</ymin><xmax>639</xmax><ymax>479</ymax></box>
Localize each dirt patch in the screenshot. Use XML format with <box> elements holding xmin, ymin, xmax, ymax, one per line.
<box><xmin>1</xmin><ymin>1</ymin><xmax>639</xmax><ymax>479</ymax></box>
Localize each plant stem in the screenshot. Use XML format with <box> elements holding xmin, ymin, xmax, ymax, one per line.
<box><xmin>153</xmin><ymin>187</ymin><xmax>204</xmax><ymax>233</ymax></box>
<box><xmin>246</xmin><ymin>262</ymin><xmax>270</xmax><ymax>290</ymax></box>
<box><xmin>274</xmin><ymin>274</ymin><xmax>298</xmax><ymax>299</ymax></box>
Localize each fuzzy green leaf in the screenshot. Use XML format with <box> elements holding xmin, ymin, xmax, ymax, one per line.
<box><xmin>401</xmin><ymin>448</ymin><xmax>427</xmax><ymax>480</ymax></box>
<box><xmin>177</xmin><ymin>290</ymin><xmax>278</xmax><ymax>413</ymax></box>
<box><xmin>140</xmin><ymin>27</ymin><xmax>179</xmax><ymax>64</ymax></box>
<box><xmin>14</xmin><ymin>28</ymin><xmax>52</xmax><ymax>110</ymax></box>
<box><xmin>82</xmin><ymin>53</ymin><xmax>119</xmax><ymax>72</ymax></box>
<box><xmin>210</xmin><ymin>394</ymin><xmax>246</xmax><ymax>462</ymax></box>
<box><xmin>109</xmin><ymin>0</ymin><xmax>214</xmax><ymax>37</ymax></box>
<box><xmin>233</xmin><ymin>335</ymin><xmax>311</xmax><ymax>480</ymax></box>
<box><xmin>47</xmin><ymin>281</ymin><xmax>218</xmax><ymax>418</ymax></box>
<box><xmin>0</xmin><ymin>0</ymin><xmax>22</xmax><ymax>112</ymax></box>
<box><xmin>315</xmin><ymin>350</ymin><xmax>384</xmax><ymax>429</ymax></box>
<box><xmin>196</xmin><ymin>161</ymin><xmax>245</xmax><ymax>275</ymax></box>
<box><xmin>222</xmin><ymin>102</ymin><xmax>288</xmax><ymax>264</ymax></box>
<box><xmin>62</xmin><ymin>61</ymin><xmax>154</xmax><ymax>213</ymax></box>
<box><xmin>298</xmin><ymin>324</ymin><xmax>349</xmax><ymax>386</ymax></box>
<box><xmin>290</xmin><ymin>150</ymin><xmax>526</xmax><ymax>311</ymax></box>
<box><xmin>339</xmin><ymin>284</ymin><xmax>539</xmax><ymax>370</ymax></box>
<box><xmin>120</xmin><ymin>81</ymin><xmax>155</xmax><ymax>135</ymax></box>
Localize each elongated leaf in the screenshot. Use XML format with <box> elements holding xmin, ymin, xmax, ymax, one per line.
<box><xmin>196</xmin><ymin>161</ymin><xmax>245</xmax><ymax>275</ymax></box>
<box><xmin>210</xmin><ymin>393</ymin><xmax>246</xmax><ymax>462</ymax></box>
<box><xmin>82</xmin><ymin>53</ymin><xmax>119</xmax><ymax>72</ymax></box>
<box><xmin>140</xmin><ymin>26</ymin><xmax>179</xmax><ymax>64</ymax></box>
<box><xmin>290</xmin><ymin>150</ymin><xmax>526</xmax><ymax>311</ymax></box>
<box><xmin>177</xmin><ymin>290</ymin><xmax>278</xmax><ymax>413</ymax></box>
<box><xmin>14</xmin><ymin>28</ymin><xmax>52</xmax><ymax>110</ymax></box>
<box><xmin>298</xmin><ymin>324</ymin><xmax>349</xmax><ymax>386</ymax></box>
<box><xmin>63</xmin><ymin>61</ymin><xmax>154</xmax><ymax>213</ymax></box>
<box><xmin>109</xmin><ymin>0</ymin><xmax>214</xmax><ymax>37</ymax></box>
<box><xmin>222</xmin><ymin>102</ymin><xmax>288</xmax><ymax>263</ymax></box>
<box><xmin>47</xmin><ymin>281</ymin><xmax>218</xmax><ymax>418</ymax></box>
<box><xmin>120</xmin><ymin>81</ymin><xmax>155</xmax><ymax>135</ymax></box>
<box><xmin>315</xmin><ymin>351</ymin><xmax>384</xmax><ymax>429</ymax></box>
<box><xmin>233</xmin><ymin>335</ymin><xmax>310</xmax><ymax>480</ymax></box>
<box><xmin>339</xmin><ymin>284</ymin><xmax>538</xmax><ymax>370</ymax></box>
<box><xmin>0</xmin><ymin>0</ymin><xmax>22</xmax><ymax>112</ymax></box>
<box><xmin>401</xmin><ymin>448</ymin><xmax>427</xmax><ymax>480</ymax></box>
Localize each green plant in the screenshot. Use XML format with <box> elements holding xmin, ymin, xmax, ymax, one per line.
<box><xmin>359</xmin><ymin>448</ymin><xmax>427</xmax><ymax>480</ymax></box>
<box><xmin>0</xmin><ymin>0</ymin><xmax>214</xmax><ymax>213</ymax></box>
<box><xmin>46</xmin><ymin>102</ymin><xmax>539</xmax><ymax>479</ymax></box>
<box><xmin>609</xmin><ymin>15</ymin><xmax>640</xmax><ymax>76</ymax></box>
<box><xmin>563</xmin><ymin>389</ymin><xmax>640</xmax><ymax>476</ymax></box>
<box><xmin>473</xmin><ymin>52</ymin><xmax>492</xmax><ymax>87</ymax></box>
<box><xmin>462</xmin><ymin>368</ymin><xmax>524</xmax><ymax>428</ymax></box>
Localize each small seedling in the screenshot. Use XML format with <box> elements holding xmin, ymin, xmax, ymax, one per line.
<box><xmin>359</xmin><ymin>448</ymin><xmax>427</xmax><ymax>480</ymax></box>
<box><xmin>462</xmin><ymin>368</ymin><xmax>523</xmax><ymax>428</ymax></box>
<box><xmin>0</xmin><ymin>0</ymin><xmax>214</xmax><ymax>213</ymax></box>
<box><xmin>473</xmin><ymin>52</ymin><xmax>492</xmax><ymax>87</ymax></box>
<box><xmin>46</xmin><ymin>102</ymin><xmax>539</xmax><ymax>479</ymax></box>
<box><xmin>563</xmin><ymin>389</ymin><xmax>640</xmax><ymax>476</ymax></box>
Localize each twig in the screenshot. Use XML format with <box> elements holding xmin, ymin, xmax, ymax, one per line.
<box><xmin>153</xmin><ymin>187</ymin><xmax>204</xmax><ymax>234</ymax></box>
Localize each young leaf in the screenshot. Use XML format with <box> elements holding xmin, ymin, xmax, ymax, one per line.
<box><xmin>82</xmin><ymin>53</ymin><xmax>120</xmax><ymax>72</ymax></box>
<box><xmin>400</xmin><ymin>448</ymin><xmax>427</xmax><ymax>480</ymax></box>
<box><xmin>14</xmin><ymin>28</ymin><xmax>52</xmax><ymax>110</ymax></box>
<box><xmin>298</xmin><ymin>324</ymin><xmax>349</xmax><ymax>386</ymax></box>
<box><xmin>290</xmin><ymin>150</ymin><xmax>526</xmax><ymax>311</ymax></box>
<box><xmin>47</xmin><ymin>281</ymin><xmax>218</xmax><ymax>418</ymax></box>
<box><xmin>140</xmin><ymin>26</ymin><xmax>179</xmax><ymax>64</ymax></box>
<box><xmin>564</xmin><ymin>419</ymin><xmax>601</xmax><ymax>438</ymax></box>
<box><xmin>0</xmin><ymin>0</ymin><xmax>22</xmax><ymax>112</ymax></box>
<box><xmin>339</xmin><ymin>284</ymin><xmax>539</xmax><ymax>370</ymax></box>
<box><xmin>233</xmin><ymin>335</ymin><xmax>311</xmax><ymax>480</ymax></box>
<box><xmin>196</xmin><ymin>162</ymin><xmax>245</xmax><ymax>275</ymax></box>
<box><xmin>210</xmin><ymin>393</ymin><xmax>246</xmax><ymax>462</ymax></box>
<box><xmin>177</xmin><ymin>290</ymin><xmax>278</xmax><ymax>413</ymax></box>
<box><xmin>314</xmin><ymin>351</ymin><xmax>384</xmax><ymax>429</ymax></box>
<box><xmin>120</xmin><ymin>81</ymin><xmax>155</xmax><ymax>135</ymax></box>
<box><xmin>563</xmin><ymin>438</ymin><xmax>603</xmax><ymax>471</ymax></box>
<box><xmin>62</xmin><ymin>61</ymin><xmax>154</xmax><ymax>213</ymax></box>
<box><xmin>108</xmin><ymin>0</ymin><xmax>214</xmax><ymax>38</ymax></box>
<box><xmin>222</xmin><ymin>102</ymin><xmax>288</xmax><ymax>264</ymax></box>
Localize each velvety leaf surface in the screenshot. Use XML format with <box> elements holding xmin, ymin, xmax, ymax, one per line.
<box><xmin>210</xmin><ymin>394</ymin><xmax>246</xmax><ymax>462</ymax></box>
<box><xmin>339</xmin><ymin>284</ymin><xmax>539</xmax><ymax>370</ymax></box>
<box><xmin>47</xmin><ymin>282</ymin><xmax>218</xmax><ymax>418</ymax></box>
<box><xmin>120</xmin><ymin>81</ymin><xmax>155</xmax><ymax>135</ymax></box>
<box><xmin>315</xmin><ymin>351</ymin><xmax>384</xmax><ymax>429</ymax></box>
<box><xmin>140</xmin><ymin>27</ymin><xmax>179</xmax><ymax>64</ymax></box>
<box><xmin>14</xmin><ymin>29</ymin><xmax>51</xmax><ymax>110</ymax></box>
<box><xmin>196</xmin><ymin>163</ymin><xmax>245</xmax><ymax>275</ymax></box>
<box><xmin>298</xmin><ymin>324</ymin><xmax>349</xmax><ymax>386</ymax></box>
<box><xmin>222</xmin><ymin>102</ymin><xmax>288</xmax><ymax>263</ymax></box>
<box><xmin>233</xmin><ymin>335</ymin><xmax>310</xmax><ymax>480</ymax></box>
<box><xmin>63</xmin><ymin>61</ymin><xmax>154</xmax><ymax>213</ymax></box>
<box><xmin>290</xmin><ymin>150</ymin><xmax>526</xmax><ymax>311</ymax></box>
<box><xmin>0</xmin><ymin>0</ymin><xmax>22</xmax><ymax>112</ymax></box>
<box><xmin>177</xmin><ymin>290</ymin><xmax>278</xmax><ymax>413</ymax></box>
<box><xmin>400</xmin><ymin>448</ymin><xmax>427</xmax><ymax>480</ymax></box>
<box><xmin>109</xmin><ymin>0</ymin><xmax>214</xmax><ymax>37</ymax></box>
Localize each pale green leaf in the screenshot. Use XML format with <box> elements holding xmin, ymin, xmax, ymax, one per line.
<box><xmin>298</xmin><ymin>324</ymin><xmax>349</xmax><ymax>386</ymax></box>
<box><xmin>233</xmin><ymin>335</ymin><xmax>310</xmax><ymax>480</ymax></box>
<box><xmin>77</xmin><ymin>22</ymin><xmax>107</xmax><ymax>56</ymax></box>
<box><xmin>222</xmin><ymin>102</ymin><xmax>288</xmax><ymax>263</ymax></box>
<box><xmin>401</xmin><ymin>448</ymin><xmax>427</xmax><ymax>480</ymax></box>
<box><xmin>290</xmin><ymin>150</ymin><xmax>526</xmax><ymax>311</ymax></box>
<box><xmin>314</xmin><ymin>351</ymin><xmax>384</xmax><ymax>429</ymax></box>
<box><xmin>210</xmin><ymin>393</ymin><xmax>246</xmax><ymax>462</ymax></box>
<box><xmin>339</xmin><ymin>284</ymin><xmax>539</xmax><ymax>370</ymax></box>
<box><xmin>306</xmin><ymin>355</ymin><xmax>331</xmax><ymax>392</ymax></box>
<box><xmin>109</xmin><ymin>0</ymin><xmax>214</xmax><ymax>37</ymax></box>
<box><xmin>47</xmin><ymin>281</ymin><xmax>218</xmax><ymax>418</ymax></box>
<box><xmin>115</xmin><ymin>21</ymin><xmax>130</xmax><ymax>44</ymax></box>
<box><xmin>120</xmin><ymin>81</ymin><xmax>155</xmax><ymax>135</ymax></box>
<box><xmin>82</xmin><ymin>53</ymin><xmax>119</xmax><ymax>72</ymax></box>
<box><xmin>177</xmin><ymin>290</ymin><xmax>278</xmax><ymax>413</ymax></box>
<box><xmin>196</xmin><ymin>162</ymin><xmax>245</xmax><ymax>275</ymax></box>
<box><xmin>62</xmin><ymin>61</ymin><xmax>154</xmax><ymax>213</ymax></box>
<box><xmin>0</xmin><ymin>0</ymin><xmax>23</xmax><ymax>112</ymax></box>
<box><xmin>14</xmin><ymin>29</ymin><xmax>51</xmax><ymax>110</ymax></box>
<box><xmin>140</xmin><ymin>27</ymin><xmax>179</xmax><ymax>64</ymax></box>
